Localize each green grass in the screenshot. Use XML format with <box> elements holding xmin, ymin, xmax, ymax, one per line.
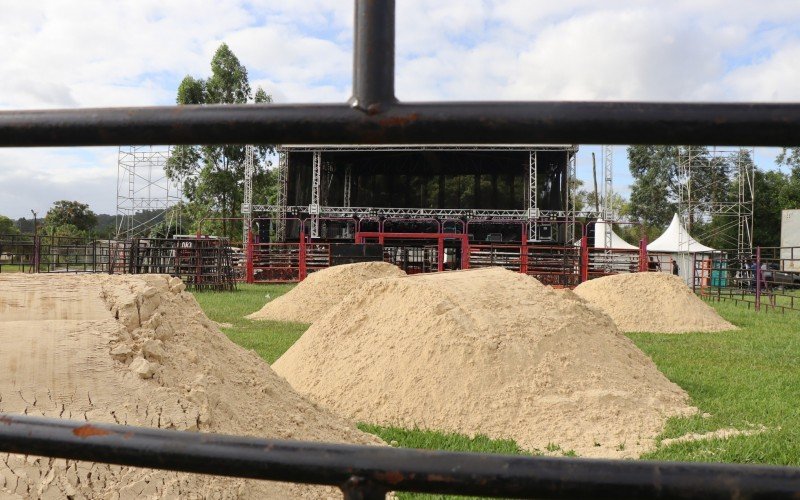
<box><xmin>629</xmin><ymin>300</ymin><xmax>800</xmax><ymax>465</ymax></box>
<box><xmin>193</xmin><ymin>284</ymin><xmax>309</xmax><ymax>364</ymax></box>
<box><xmin>357</xmin><ymin>425</ymin><xmax>532</xmax><ymax>499</ymax></box>
<box><xmin>193</xmin><ymin>285</ymin><xmax>800</xmax><ymax>491</ymax></box>
<box><xmin>358</xmin><ymin>423</ymin><xmax>531</xmax><ymax>455</ymax></box>
<box><xmin>0</xmin><ymin>264</ymin><xmax>27</xmax><ymax>273</ymax></box>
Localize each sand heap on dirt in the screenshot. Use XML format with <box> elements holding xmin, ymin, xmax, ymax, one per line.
<box><xmin>274</xmin><ymin>267</ymin><xmax>696</xmax><ymax>459</ymax></box>
<box><xmin>248</xmin><ymin>262</ymin><xmax>405</xmax><ymax>323</ymax></box>
<box><xmin>574</xmin><ymin>272</ymin><xmax>736</xmax><ymax>333</ymax></box>
<box><xmin>0</xmin><ymin>273</ymin><xmax>380</xmax><ymax>499</ymax></box>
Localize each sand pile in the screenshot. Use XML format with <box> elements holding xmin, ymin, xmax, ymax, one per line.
<box><xmin>274</xmin><ymin>267</ymin><xmax>696</xmax><ymax>458</ymax></box>
<box><xmin>248</xmin><ymin>262</ymin><xmax>405</xmax><ymax>323</ymax></box>
<box><xmin>574</xmin><ymin>272</ymin><xmax>736</xmax><ymax>333</ymax></box>
<box><xmin>0</xmin><ymin>274</ymin><xmax>380</xmax><ymax>499</ymax></box>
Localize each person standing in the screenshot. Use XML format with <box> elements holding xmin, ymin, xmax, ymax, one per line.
<box><xmin>671</xmin><ymin>258</ymin><xmax>679</xmax><ymax>276</ymax></box>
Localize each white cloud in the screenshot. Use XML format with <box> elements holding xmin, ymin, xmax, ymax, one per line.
<box><xmin>1</xmin><ymin>0</ymin><xmax>799</xmax><ymax>217</ymax></box>
<box><xmin>720</xmin><ymin>42</ymin><xmax>800</xmax><ymax>101</ymax></box>
<box><xmin>0</xmin><ymin>147</ymin><xmax>118</xmax><ymax>217</ymax></box>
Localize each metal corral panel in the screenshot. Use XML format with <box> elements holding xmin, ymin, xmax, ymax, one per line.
<box><xmin>781</xmin><ymin>209</ymin><xmax>800</xmax><ymax>271</ymax></box>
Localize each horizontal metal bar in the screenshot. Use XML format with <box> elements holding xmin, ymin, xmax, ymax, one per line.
<box><xmin>279</xmin><ymin>144</ymin><xmax>578</xmax><ymax>151</ymax></box>
<box><xmin>1</xmin><ymin>414</ymin><xmax>800</xmax><ymax>499</ymax></box>
<box><xmin>248</xmin><ymin>204</ymin><xmax>599</xmax><ymax>219</ymax></box>
<box><xmin>1</xmin><ymin>102</ymin><xmax>799</xmax><ymax>147</ymax></box>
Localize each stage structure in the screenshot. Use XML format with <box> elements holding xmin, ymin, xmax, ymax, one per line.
<box><xmin>237</xmin><ymin>144</ymin><xmax>650</xmax><ymax>284</ymax></box>
<box><xmin>677</xmin><ymin>146</ymin><xmax>755</xmax><ymax>256</ymax></box>
<box><xmin>116</xmin><ymin>146</ymin><xmax>182</xmax><ymax>238</ymax></box>
<box><xmin>249</xmin><ymin>144</ymin><xmax>583</xmax><ymax>240</ymax></box>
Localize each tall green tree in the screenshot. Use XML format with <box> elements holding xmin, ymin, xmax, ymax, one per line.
<box><xmin>0</xmin><ymin>215</ymin><xmax>20</xmax><ymax>235</ymax></box>
<box><xmin>166</xmin><ymin>43</ymin><xmax>274</xmax><ymax>241</ymax></box>
<box><xmin>751</xmin><ymin>168</ymin><xmax>788</xmax><ymax>247</ymax></box>
<box><xmin>627</xmin><ymin>146</ymin><xmax>735</xmax><ymax>241</ymax></box>
<box><xmin>627</xmin><ymin>145</ymin><xmax>678</xmax><ymax>230</ymax></box>
<box><xmin>43</xmin><ymin>200</ymin><xmax>97</xmax><ymax>234</ymax></box>
<box><xmin>776</xmin><ymin>147</ymin><xmax>800</xmax><ymax>209</ymax></box>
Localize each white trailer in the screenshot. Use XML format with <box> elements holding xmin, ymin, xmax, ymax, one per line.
<box><xmin>780</xmin><ymin>210</ymin><xmax>800</xmax><ymax>271</ymax></box>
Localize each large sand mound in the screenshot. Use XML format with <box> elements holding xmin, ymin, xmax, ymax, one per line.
<box><xmin>574</xmin><ymin>272</ymin><xmax>736</xmax><ymax>333</ymax></box>
<box><xmin>273</xmin><ymin>267</ymin><xmax>696</xmax><ymax>458</ymax></box>
<box><xmin>0</xmin><ymin>274</ymin><xmax>380</xmax><ymax>499</ymax></box>
<box><xmin>248</xmin><ymin>261</ymin><xmax>405</xmax><ymax>323</ymax></box>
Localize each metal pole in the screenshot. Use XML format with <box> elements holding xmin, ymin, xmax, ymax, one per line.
<box><xmin>2</xmin><ymin>413</ymin><xmax>800</xmax><ymax>499</ymax></box>
<box><xmin>755</xmin><ymin>247</ymin><xmax>761</xmax><ymax>311</ymax></box>
<box><xmin>350</xmin><ymin>0</ymin><xmax>396</xmax><ymax>112</ymax></box>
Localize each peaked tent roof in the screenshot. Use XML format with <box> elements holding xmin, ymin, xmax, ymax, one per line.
<box><xmin>647</xmin><ymin>213</ymin><xmax>715</xmax><ymax>253</ymax></box>
<box><xmin>575</xmin><ymin>219</ymin><xmax>639</xmax><ymax>250</ymax></box>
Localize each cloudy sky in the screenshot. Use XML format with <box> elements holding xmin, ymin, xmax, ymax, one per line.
<box><xmin>1</xmin><ymin>0</ymin><xmax>799</xmax><ymax>219</ymax></box>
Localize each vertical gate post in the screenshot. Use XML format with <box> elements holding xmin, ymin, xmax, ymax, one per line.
<box><xmin>246</xmin><ymin>231</ymin><xmax>255</xmax><ymax>284</ymax></box>
<box><xmin>520</xmin><ymin>224</ymin><xmax>528</xmax><ymax>274</ymax></box>
<box><xmin>437</xmin><ymin>235</ymin><xmax>444</xmax><ymax>272</ymax></box>
<box><xmin>299</xmin><ymin>234</ymin><xmax>307</xmax><ymax>281</ymax></box>
<box><xmin>755</xmin><ymin>246</ymin><xmax>761</xmax><ymax>311</ymax></box>
<box><xmin>580</xmin><ymin>235</ymin><xmax>589</xmax><ymax>282</ymax></box>
<box><xmin>461</xmin><ymin>234</ymin><xmax>470</xmax><ymax>270</ymax></box>
<box><xmin>638</xmin><ymin>238</ymin><xmax>648</xmax><ymax>273</ymax></box>
<box><xmin>33</xmin><ymin>234</ymin><xmax>40</xmax><ymax>273</ymax></box>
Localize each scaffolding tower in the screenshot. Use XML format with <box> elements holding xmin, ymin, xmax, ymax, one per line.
<box><xmin>242</xmin><ymin>145</ymin><xmax>255</xmax><ymax>245</ymax></box>
<box><xmin>601</xmin><ymin>145</ymin><xmax>614</xmax><ymax>250</ymax></box>
<box><xmin>677</xmin><ymin>146</ymin><xmax>755</xmax><ymax>255</ymax></box>
<box><xmin>116</xmin><ymin>146</ymin><xmax>182</xmax><ymax>239</ymax></box>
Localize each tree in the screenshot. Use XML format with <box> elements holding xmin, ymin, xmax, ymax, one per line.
<box><xmin>166</xmin><ymin>43</ymin><xmax>274</xmax><ymax>242</ymax></box>
<box><xmin>627</xmin><ymin>146</ymin><xmax>679</xmax><ymax>230</ymax></box>
<box><xmin>776</xmin><ymin>147</ymin><xmax>800</xmax><ymax>209</ymax></box>
<box><xmin>44</xmin><ymin>200</ymin><xmax>97</xmax><ymax>234</ymax></box>
<box><xmin>0</xmin><ymin>215</ymin><xmax>20</xmax><ymax>235</ymax></box>
<box><xmin>627</xmin><ymin>146</ymin><xmax>736</xmax><ymax>243</ymax></box>
<box><xmin>750</xmin><ymin>168</ymin><xmax>788</xmax><ymax>247</ymax></box>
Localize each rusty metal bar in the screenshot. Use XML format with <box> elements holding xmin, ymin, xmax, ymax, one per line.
<box><xmin>350</xmin><ymin>0</ymin><xmax>396</xmax><ymax>112</ymax></box>
<box><xmin>1</xmin><ymin>414</ymin><xmax>800</xmax><ymax>499</ymax></box>
<box><xmin>2</xmin><ymin>101</ymin><xmax>800</xmax><ymax>147</ymax></box>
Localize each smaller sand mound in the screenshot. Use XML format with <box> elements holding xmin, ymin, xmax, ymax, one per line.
<box><xmin>248</xmin><ymin>262</ymin><xmax>405</xmax><ymax>323</ymax></box>
<box><xmin>574</xmin><ymin>273</ymin><xmax>736</xmax><ymax>333</ymax></box>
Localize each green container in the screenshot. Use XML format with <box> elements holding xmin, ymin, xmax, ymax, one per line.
<box><xmin>711</xmin><ymin>259</ymin><xmax>727</xmax><ymax>287</ymax></box>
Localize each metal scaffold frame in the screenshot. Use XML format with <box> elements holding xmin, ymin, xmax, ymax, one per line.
<box><xmin>567</xmin><ymin>151</ymin><xmax>578</xmax><ymax>243</ymax></box>
<box><xmin>242</xmin><ymin>145</ymin><xmax>255</xmax><ymax>244</ymax></box>
<box><xmin>249</xmin><ymin>144</ymin><xmax>581</xmax><ymax>241</ymax></box>
<box><xmin>602</xmin><ymin>145</ymin><xmax>614</xmax><ymax>251</ymax></box>
<box><xmin>275</xmin><ymin>150</ymin><xmax>289</xmax><ymax>241</ymax></box>
<box><xmin>678</xmin><ymin>146</ymin><xmax>755</xmax><ymax>255</ymax></box>
<box><xmin>528</xmin><ymin>151</ymin><xmax>538</xmax><ymax>241</ymax></box>
<box><xmin>309</xmin><ymin>151</ymin><xmax>322</xmax><ymax>239</ymax></box>
<box><xmin>116</xmin><ymin>146</ymin><xmax>182</xmax><ymax>239</ymax></box>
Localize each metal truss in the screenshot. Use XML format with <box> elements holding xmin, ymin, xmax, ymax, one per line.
<box><xmin>678</xmin><ymin>146</ymin><xmax>754</xmax><ymax>254</ymax></box>
<box><xmin>309</xmin><ymin>151</ymin><xmax>322</xmax><ymax>238</ymax></box>
<box><xmin>528</xmin><ymin>151</ymin><xmax>538</xmax><ymax>240</ymax></box>
<box><xmin>567</xmin><ymin>151</ymin><xmax>578</xmax><ymax>243</ymax></box>
<box><xmin>602</xmin><ymin>145</ymin><xmax>614</xmax><ymax>252</ymax></box>
<box><xmin>242</xmin><ymin>145</ymin><xmax>255</xmax><ymax>244</ymax></box>
<box><xmin>116</xmin><ymin>146</ymin><xmax>181</xmax><ymax>238</ymax></box>
<box><xmin>248</xmin><ymin>205</ymin><xmax>599</xmax><ymax>221</ymax></box>
<box><xmin>275</xmin><ymin>150</ymin><xmax>289</xmax><ymax>241</ymax></box>
<box><xmin>279</xmin><ymin>144</ymin><xmax>578</xmax><ymax>153</ymax></box>
<box><xmin>343</xmin><ymin>166</ymin><xmax>352</xmax><ymax>208</ymax></box>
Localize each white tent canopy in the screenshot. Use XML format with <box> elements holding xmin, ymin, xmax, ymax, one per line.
<box><xmin>576</xmin><ymin>219</ymin><xmax>638</xmax><ymax>250</ymax></box>
<box><xmin>647</xmin><ymin>213</ymin><xmax>714</xmax><ymax>253</ymax></box>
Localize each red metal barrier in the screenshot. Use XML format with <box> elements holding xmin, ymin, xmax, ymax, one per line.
<box><xmin>356</xmin><ymin>231</ymin><xmax>468</xmax><ymax>274</ymax></box>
